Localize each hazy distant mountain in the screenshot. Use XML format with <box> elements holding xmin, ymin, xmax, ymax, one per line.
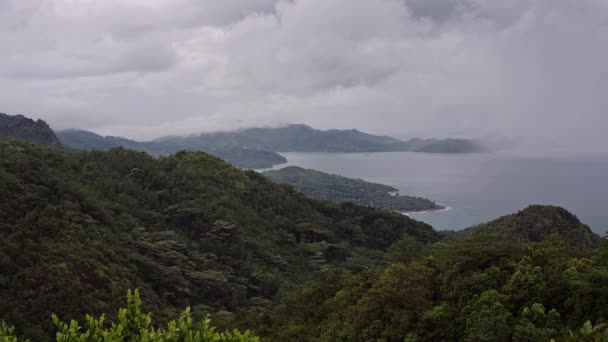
<box><xmin>0</xmin><ymin>112</ymin><xmax>62</xmax><ymax>147</ymax></box>
<box><xmin>405</xmin><ymin>137</ymin><xmax>484</xmax><ymax>153</ymax></box>
<box><xmin>156</xmin><ymin>124</ymin><xmax>484</xmax><ymax>153</ymax></box>
<box><xmin>58</xmin><ymin>129</ymin><xmax>286</xmax><ymax>169</ymax></box>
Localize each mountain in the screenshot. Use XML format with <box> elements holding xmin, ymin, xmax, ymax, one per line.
<box><xmin>263</xmin><ymin>166</ymin><xmax>443</xmax><ymax>212</ymax></box>
<box><xmin>1</xmin><ymin>137</ymin><xmax>606</xmax><ymax>342</ymax></box>
<box><xmin>155</xmin><ymin>124</ymin><xmax>484</xmax><ymax>153</ymax></box>
<box><xmin>0</xmin><ymin>138</ymin><xmax>438</xmax><ymax>340</ymax></box>
<box><xmin>57</xmin><ymin>129</ymin><xmax>286</xmax><ymax>169</ymax></box>
<box><xmin>265</xmin><ymin>206</ymin><xmax>607</xmax><ymax>342</ymax></box>
<box><xmin>0</xmin><ymin>112</ymin><xmax>62</xmax><ymax>148</ymax></box>
<box><xmin>468</xmin><ymin>205</ymin><xmax>602</xmax><ymax>250</ymax></box>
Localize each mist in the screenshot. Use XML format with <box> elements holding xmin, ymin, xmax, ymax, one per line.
<box><xmin>1</xmin><ymin>0</ymin><xmax>607</xmax><ymax>154</ymax></box>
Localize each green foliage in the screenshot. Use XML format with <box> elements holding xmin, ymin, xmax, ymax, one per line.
<box><xmin>513</xmin><ymin>303</ymin><xmax>560</xmax><ymax>342</ymax></box>
<box><xmin>3</xmin><ymin>290</ymin><xmax>258</xmax><ymax>342</ymax></box>
<box><xmin>555</xmin><ymin>321</ymin><xmax>608</xmax><ymax>342</ymax></box>
<box><xmin>1</xmin><ymin>137</ymin><xmax>606</xmax><ymax>342</ymax></box>
<box><xmin>0</xmin><ymin>138</ymin><xmax>438</xmax><ymax>340</ymax></box>
<box><xmin>266</xmin><ymin>224</ymin><xmax>607</xmax><ymax>341</ymax></box>
<box><xmin>462</xmin><ymin>290</ymin><xmax>513</xmax><ymax>341</ymax></box>
<box><xmin>263</xmin><ymin>166</ymin><xmax>442</xmax><ymax>212</ymax></box>
<box><xmin>471</xmin><ymin>205</ymin><xmax>602</xmax><ymax>250</ymax></box>
<box><xmin>0</xmin><ymin>321</ymin><xmax>24</xmax><ymax>342</ymax></box>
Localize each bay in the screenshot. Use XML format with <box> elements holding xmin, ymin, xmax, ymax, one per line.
<box><xmin>264</xmin><ymin>151</ymin><xmax>608</xmax><ymax>234</ymax></box>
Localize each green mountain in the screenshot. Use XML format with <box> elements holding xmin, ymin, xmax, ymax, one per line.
<box><xmin>263</xmin><ymin>166</ymin><xmax>442</xmax><ymax>212</ymax></box>
<box><xmin>0</xmin><ymin>113</ymin><xmax>62</xmax><ymax>148</ymax></box>
<box><xmin>469</xmin><ymin>205</ymin><xmax>602</xmax><ymax>250</ymax></box>
<box><xmin>0</xmin><ymin>138</ymin><xmax>437</xmax><ymax>340</ymax></box>
<box><xmin>265</xmin><ymin>207</ymin><xmax>606</xmax><ymax>342</ymax></box>
<box><xmin>1</xmin><ymin>127</ymin><xmax>606</xmax><ymax>342</ymax></box>
<box><xmin>155</xmin><ymin>124</ymin><xmax>484</xmax><ymax>153</ymax></box>
<box><xmin>57</xmin><ymin>129</ymin><xmax>287</xmax><ymax>169</ymax></box>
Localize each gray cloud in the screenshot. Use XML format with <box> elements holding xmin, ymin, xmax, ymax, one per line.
<box><xmin>0</xmin><ymin>0</ymin><xmax>607</xmax><ymax>153</ymax></box>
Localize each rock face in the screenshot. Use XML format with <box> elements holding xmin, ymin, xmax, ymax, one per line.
<box><xmin>0</xmin><ymin>112</ymin><xmax>62</xmax><ymax>147</ymax></box>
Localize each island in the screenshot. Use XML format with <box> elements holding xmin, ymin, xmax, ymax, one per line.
<box><xmin>262</xmin><ymin>166</ymin><xmax>444</xmax><ymax>212</ymax></box>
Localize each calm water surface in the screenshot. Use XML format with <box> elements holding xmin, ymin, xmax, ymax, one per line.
<box><xmin>265</xmin><ymin>152</ymin><xmax>608</xmax><ymax>234</ymax></box>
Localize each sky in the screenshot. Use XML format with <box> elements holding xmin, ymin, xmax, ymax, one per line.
<box><xmin>0</xmin><ymin>0</ymin><xmax>607</xmax><ymax>148</ymax></box>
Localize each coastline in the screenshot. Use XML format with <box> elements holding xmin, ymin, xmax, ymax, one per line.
<box><xmin>400</xmin><ymin>205</ymin><xmax>452</xmax><ymax>216</ymax></box>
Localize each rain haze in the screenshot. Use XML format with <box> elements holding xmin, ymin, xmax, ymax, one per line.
<box><xmin>0</xmin><ymin>0</ymin><xmax>607</xmax><ymax>153</ymax></box>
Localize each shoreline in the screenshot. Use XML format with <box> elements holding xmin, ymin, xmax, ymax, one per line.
<box><xmin>400</xmin><ymin>205</ymin><xmax>452</xmax><ymax>216</ymax></box>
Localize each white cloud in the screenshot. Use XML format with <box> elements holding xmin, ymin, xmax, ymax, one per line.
<box><xmin>0</xmin><ymin>0</ymin><xmax>606</xmax><ymax>150</ymax></box>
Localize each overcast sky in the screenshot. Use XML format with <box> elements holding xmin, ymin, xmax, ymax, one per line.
<box><xmin>0</xmin><ymin>0</ymin><xmax>607</xmax><ymax>147</ymax></box>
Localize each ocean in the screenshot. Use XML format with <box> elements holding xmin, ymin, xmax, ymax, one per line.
<box><xmin>263</xmin><ymin>151</ymin><xmax>608</xmax><ymax>234</ymax></box>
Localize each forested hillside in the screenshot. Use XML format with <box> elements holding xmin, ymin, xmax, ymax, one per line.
<box><xmin>0</xmin><ymin>138</ymin><xmax>437</xmax><ymax>340</ymax></box>
<box><xmin>265</xmin><ymin>206</ymin><xmax>608</xmax><ymax>341</ymax></box>
<box><xmin>0</xmin><ymin>138</ymin><xmax>606</xmax><ymax>342</ymax></box>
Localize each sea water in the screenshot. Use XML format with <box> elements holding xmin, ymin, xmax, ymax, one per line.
<box><xmin>265</xmin><ymin>151</ymin><xmax>608</xmax><ymax>234</ymax></box>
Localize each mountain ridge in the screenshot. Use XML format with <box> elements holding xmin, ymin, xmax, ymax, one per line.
<box><xmin>154</xmin><ymin>124</ymin><xmax>484</xmax><ymax>154</ymax></box>
<box><xmin>57</xmin><ymin>129</ymin><xmax>287</xmax><ymax>169</ymax></box>
<box><xmin>0</xmin><ymin>112</ymin><xmax>62</xmax><ymax>148</ymax></box>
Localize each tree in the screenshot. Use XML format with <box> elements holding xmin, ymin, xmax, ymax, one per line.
<box><xmin>462</xmin><ymin>290</ymin><xmax>513</xmax><ymax>341</ymax></box>
<box><xmin>513</xmin><ymin>303</ymin><xmax>560</xmax><ymax>341</ymax></box>
<box><xmin>1</xmin><ymin>290</ymin><xmax>259</xmax><ymax>342</ymax></box>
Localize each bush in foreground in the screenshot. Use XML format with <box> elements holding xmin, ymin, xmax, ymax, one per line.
<box><xmin>0</xmin><ymin>290</ymin><xmax>258</xmax><ymax>342</ymax></box>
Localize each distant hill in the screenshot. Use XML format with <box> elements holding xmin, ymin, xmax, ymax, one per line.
<box><xmin>58</xmin><ymin>129</ymin><xmax>286</xmax><ymax>169</ymax></box>
<box><xmin>467</xmin><ymin>205</ymin><xmax>602</xmax><ymax>250</ymax></box>
<box><xmin>0</xmin><ymin>112</ymin><xmax>62</xmax><ymax>148</ymax></box>
<box><xmin>155</xmin><ymin>124</ymin><xmax>484</xmax><ymax>153</ymax></box>
<box><xmin>263</xmin><ymin>166</ymin><xmax>443</xmax><ymax>212</ymax></box>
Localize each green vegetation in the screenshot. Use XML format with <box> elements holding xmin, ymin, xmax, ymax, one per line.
<box><xmin>57</xmin><ymin>129</ymin><xmax>286</xmax><ymax>169</ymax></box>
<box><xmin>0</xmin><ymin>137</ymin><xmax>436</xmax><ymax>340</ymax></box>
<box><xmin>458</xmin><ymin>205</ymin><xmax>602</xmax><ymax>250</ymax></box>
<box><xmin>0</xmin><ymin>135</ymin><xmax>606</xmax><ymax>342</ymax></box>
<box><xmin>0</xmin><ymin>289</ymin><xmax>258</xmax><ymax>341</ymax></box>
<box><xmin>263</xmin><ymin>166</ymin><xmax>442</xmax><ymax>212</ymax></box>
<box><xmin>265</xmin><ymin>206</ymin><xmax>608</xmax><ymax>341</ymax></box>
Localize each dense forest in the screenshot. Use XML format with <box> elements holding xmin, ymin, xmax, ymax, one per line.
<box><xmin>263</xmin><ymin>166</ymin><xmax>442</xmax><ymax>212</ymax></box>
<box><xmin>0</xmin><ymin>138</ymin><xmax>436</xmax><ymax>340</ymax></box>
<box><xmin>265</xmin><ymin>206</ymin><xmax>607</xmax><ymax>341</ymax></box>
<box><xmin>0</xmin><ymin>137</ymin><xmax>607</xmax><ymax>341</ymax></box>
